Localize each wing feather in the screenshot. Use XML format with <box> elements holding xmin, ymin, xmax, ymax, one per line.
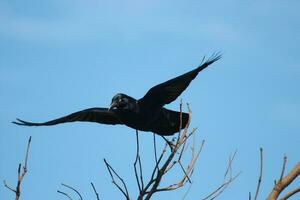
<box><xmin>139</xmin><ymin>53</ymin><xmax>221</xmax><ymax>108</ymax></box>
<box><xmin>13</xmin><ymin>107</ymin><xmax>122</xmax><ymax>126</ymax></box>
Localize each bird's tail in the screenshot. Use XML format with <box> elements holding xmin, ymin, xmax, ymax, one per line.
<box><xmin>152</xmin><ymin>108</ymin><xmax>190</xmax><ymax>136</ymax></box>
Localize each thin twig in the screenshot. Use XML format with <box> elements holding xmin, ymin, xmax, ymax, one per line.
<box><xmin>202</xmin><ymin>151</ymin><xmax>240</xmax><ymax>200</ymax></box>
<box><xmin>91</xmin><ymin>182</ymin><xmax>100</xmax><ymax>200</ymax></box>
<box><xmin>210</xmin><ymin>174</ymin><xmax>241</xmax><ymax>200</ymax></box>
<box><xmin>153</xmin><ymin>133</ymin><xmax>159</xmax><ymax>172</ymax></box>
<box><xmin>158</xmin><ymin>139</ymin><xmax>205</xmax><ymax>193</ymax></box>
<box><xmin>57</xmin><ymin>190</ymin><xmax>73</xmax><ymax>200</ymax></box>
<box><xmin>3</xmin><ymin>180</ymin><xmax>16</xmax><ymax>193</ymax></box>
<box><xmin>224</xmin><ymin>150</ymin><xmax>237</xmax><ymax>179</ymax></box>
<box><xmin>189</xmin><ymin>139</ymin><xmax>205</xmax><ymax>179</ymax></box>
<box><xmin>279</xmin><ymin>155</ymin><xmax>287</xmax><ymax>182</ymax></box>
<box><xmin>179</xmin><ymin>162</ymin><xmax>192</xmax><ymax>183</ymax></box>
<box><xmin>134</xmin><ymin>131</ymin><xmax>142</xmax><ymax>192</ymax></box>
<box><xmin>143</xmin><ymin>143</ymin><xmax>168</xmax><ymax>193</ymax></box>
<box><xmin>61</xmin><ymin>183</ymin><xmax>83</xmax><ymax>200</ymax></box>
<box><xmin>138</xmin><ymin>153</ymin><xmax>144</xmax><ymax>190</ymax></box>
<box><xmin>254</xmin><ymin>148</ymin><xmax>263</xmax><ymax>200</ymax></box>
<box><xmin>104</xmin><ymin>159</ymin><xmax>130</xmax><ymax>200</ymax></box>
<box><xmin>179</xmin><ymin>99</ymin><xmax>183</xmax><ymax>134</ymax></box>
<box><xmin>202</xmin><ymin>172</ymin><xmax>241</xmax><ymax>200</ymax></box>
<box><xmin>182</xmin><ymin>183</ymin><xmax>193</xmax><ymax>200</ymax></box>
<box><xmin>23</xmin><ymin>136</ymin><xmax>32</xmax><ymax>172</ymax></box>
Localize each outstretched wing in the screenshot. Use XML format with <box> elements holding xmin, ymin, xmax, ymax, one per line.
<box><xmin>13</xmin><ymin>107</ymin><xmax>122</xmax><ymax>126</ymax></box>
<box><xmin>139</xmin><ymin>53</ymin><xmax>221</xmax><ymax>109</ymax></box>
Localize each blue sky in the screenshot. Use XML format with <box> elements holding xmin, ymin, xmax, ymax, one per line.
<box><xmin>1</xmin><ymin>0</ymin><xmax>299</xmax><ymax>199</ymax></box>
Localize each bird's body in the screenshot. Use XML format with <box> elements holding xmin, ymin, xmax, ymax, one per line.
<box><xmin>13</xmin><ymin>54</ymin><xmax>221</xmax><ymax>136</ymax></box>
<box><xmin>115</xmin><ymin>104</ymin><xmax>188</xmax><ymax>135</ymax></box>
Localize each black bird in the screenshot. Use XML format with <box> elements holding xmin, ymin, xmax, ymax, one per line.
<box><xmin>13</xmin><ymin>54</ymin><xmax>221</xmax><ymax>136</ymax></box>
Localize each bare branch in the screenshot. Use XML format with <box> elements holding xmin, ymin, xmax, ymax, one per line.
<box><xmin>104</xmin><ymin>103</ymin><xmax>217</xmax><ymax>200</ymax></box>
<box><xmin>142</xmin><ymin>103</ymin><xmax>206</xmax><ymax>199</ymax></box>
<box><xmin>202</xmin><ymin>172</ymin><xmax>241</xmax><ymax>200</ymax></box>
<box><xmin>145</xmin><ymin>112</ymin><xmax>190</xmax><ymax>199</ymax></box>
<box><xmin>280</xmin><ymin>186</ymin><xmax>300</xmax><ymax>200</ymax></box>
<box><xmin>142</xmin><ymin>143</ymin><xmax>168</xmax><ymax>194</ymax></box>
<box><xmin>134</xmin><ymin>132</ymin><xmax>141</xmax><ymax>189</ymax></box>
<box><xmin>202</xmin><ymin>151</ymin><xmax>240</xmax><ymax>200</ymax></box>
<box><xmin>3</xmin><ymin>136</ymin><xmax>32</xmax><ymax>200</ymax></box>
<box><xmin>267</xmin><ymin>161</ymin><xmax>300</xmax><ymax>200</ymax></box>
<box><xmin>57</xmin><ymin>190</ymin><xmax>73</xmax><ymax>200</ymax></box>
<box><xmin>279</xmin><ymin>155</ymin><xmax>287</xmax><ymax>182</ymax></box>
<box><xmin>23</xmin><ymin>136</ymin><xmax>31</xmax><ymax>172</ymax></box>
<box><xmin>179</xmin><ymin>99</ymin><xmax>183</xmax><ymax>134</ymax></box>
<box><xmin>179</xmin><ymin>161</ymin><xmax>192</xmax><ymax>184</ymax></box>
<box><xmin>61</xmin><ymin>183</ymin><xmax>83</xmax><ymax>200</ymax></box>
<box><xmin>153</xmin><ymin>133</ymin><xmax>159</xmax><ymax>173</ymax></box>
<box><xmin>103</xmin><ymin>159</ymin><xmax>130</xmax><ymax>200</ymax></box>
<box><xmin>134</xmin><ymin>130</ymin><xmax>144</xmax><ymax>192</ymax></box>
<box><xmin>182</xmin><ymin>183</ymin><xmax>193</xmax><ymax>200</ymax></box>
<box><xmin>156</xmin><ymin>139</ymin><xmax>205</xmax><ymax>192</ymax></box>
<box><xmin>3</xmin><ymin>180</ymin><xmax>16</xmax><ymax>193</ymax></box>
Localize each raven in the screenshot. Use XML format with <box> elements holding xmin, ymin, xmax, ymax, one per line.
<box><xmin>13</xmin><ymin>54</ymin><xmax>221</xmax><ymax>136</ymax></box>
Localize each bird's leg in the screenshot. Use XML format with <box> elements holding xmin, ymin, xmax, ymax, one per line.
<box><xmin>161</xmin><ymin>136</ymin><xmax>175</xmax><ymax>151</ymax></box>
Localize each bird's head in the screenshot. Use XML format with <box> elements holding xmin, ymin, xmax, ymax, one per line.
<box><xmin>109</xmin><ymin>93</ymin><xmax>137</xmax><ymax>111</ymax></box>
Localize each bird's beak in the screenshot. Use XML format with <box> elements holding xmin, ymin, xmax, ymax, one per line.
<box><xmin>108</xmin><ymin>101</ymin><xmax>118</xmax><ymax>111</ymax></box>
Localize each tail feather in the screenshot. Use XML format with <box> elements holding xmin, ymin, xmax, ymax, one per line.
<box><xmin>151</xmin><ymin>108</ymin><xmax>190</xmax><ymax>136</ymax></box>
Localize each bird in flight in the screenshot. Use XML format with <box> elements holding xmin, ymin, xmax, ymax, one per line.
<box><xmin>13</xmin><ymin>53</ymin><xmax>221</xmax><ymax>136</ymax></box>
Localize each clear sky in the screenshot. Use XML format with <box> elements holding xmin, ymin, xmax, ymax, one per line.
<box><xmin>1</xmin><ymin>0</ymin><xmax>299</xmax><ymax>199</ymax></box>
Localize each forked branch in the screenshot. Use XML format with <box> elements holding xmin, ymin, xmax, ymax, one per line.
<box><xmin>104</xmin><ymin>158</ymin><xmax>130</xmax><ymax>200</ymax></box>
<box><xmin>3</xmin><ymin>136</ymin><xmax>32</xmax><ymax>200</ymax></box>
<box><xmin>267</xmin><ymin>160</ymin><xmax>300</xmax><ymax>200</ymax></box>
